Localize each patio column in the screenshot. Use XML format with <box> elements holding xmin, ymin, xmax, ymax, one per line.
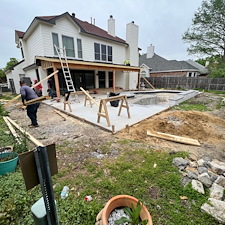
<box><xmin>113</xmin><ymin>70</ymin><xmax>116</xmax><ymax>93</ymax></box>
<box><xmin>138</xmin><ymin>72</ymin><xmax>140</xmax><ymax>91</ymax></box>
<box><xmin>53</xmin><ymin>63</ymin><xmax>61</xmax><ymax>100</ymax></box>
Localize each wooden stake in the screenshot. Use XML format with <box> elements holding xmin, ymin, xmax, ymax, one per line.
<box><xmin>3</xmin><ymin>117</ymin><xmax>21</xmax><ymax>144</ymax></box>
<box><xmin>5</xmin><ymin>116</ymin><xmax>44</xmax><ymax>146</ymax></box>
<box><xmin>4</xmin><ymin>70</ymin><xmax>59</xmax><ymax>107</ymax></box>
<box><xmin>147</xmin><ymin>130</ymin><xmax>200</xmax><ymax>146</ymax></box>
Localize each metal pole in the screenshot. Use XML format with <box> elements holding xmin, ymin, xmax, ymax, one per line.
<box><xmin>34</xmin><ymin>146</ymin><xmax>59</xmax><ymax>225</ymax></box>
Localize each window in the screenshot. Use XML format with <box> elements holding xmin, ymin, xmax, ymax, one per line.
<box><xmin>101</xmin><ymin>44</ymin><xmax>106</xmax><ymax>61</ymax></box>
<box><xmin>141</xmin><ymin>70</ymin><xmax>147</xmax><ymax>77</ymax></box>
<box><xmin>52</xmin><ymin>33</ymin><xmax>59</xmax><ymax>55</ymax></box>
<box><xmin>20</xmin><ymin>41</ymin><xmax>24</xmax><ymax>59</ymax></box>
<box><xmin>108</xmin><ymin>46</ymin><xmax>112</xmax><ymax>62</ymax></box>
<box><xmin>94</xmin><ymin>43</ymin><xmax>100</xmax><ymax>60</ymax></box>
<box><xmin>62</xmin><ymin>35</ymin><xmax>75</xmax><ymax>57</ymax></box>
<box><xmin>77</xmin><ymin>39</ymin><xmax>83</xmax><ymax>58</ymax></box>
<box><xmin>94</xmin><ymin>43</ymin><xmax>113</xmax><ymax>62</ymax></box>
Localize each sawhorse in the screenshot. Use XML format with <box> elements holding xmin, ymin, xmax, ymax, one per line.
<box><xmin>97</xmin><ymin>95</ymin><xmax>130</xmax><ymax>127</ymax></box>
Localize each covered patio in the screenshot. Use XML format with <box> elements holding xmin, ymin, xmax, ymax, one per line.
<box><xmin>36</xmin><ymin>56</ymin><xmax>142</xmax><ymax>99</ymax></box>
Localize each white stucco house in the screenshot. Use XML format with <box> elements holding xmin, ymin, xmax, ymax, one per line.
<box><xmin>6</xmin><ymin>12</ymin><xmax>141</xmax><ymax>96</ymax></box>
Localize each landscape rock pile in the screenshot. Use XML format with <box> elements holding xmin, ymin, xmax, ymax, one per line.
<box><xmin>173</xmin><ymin>157</ymin><xmax>225</xmax><ymax>223</ymax></box>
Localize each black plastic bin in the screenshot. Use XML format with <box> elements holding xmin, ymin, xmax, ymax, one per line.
<box><xmin>109</xmin><ymin>92</ymin><xmax>120</xmax><ymax>107</ymax></box>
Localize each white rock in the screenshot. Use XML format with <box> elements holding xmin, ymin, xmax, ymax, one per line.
<box><xmin>209</xmin><ymin>183</ymin><xmax>224</xmax><ymax>200</ymax></box>
<box><xmin>192</xmin><ymin>179</ymin><xmax>205</xmax><ymax>194</ymax></box>
<box><xmin>201</xmin><ymin>198</ymin><xmax>225</xmax><ymax>223</ymax></box>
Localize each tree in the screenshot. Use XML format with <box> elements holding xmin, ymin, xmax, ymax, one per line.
<box><xmin>196</xmin><ymin>55</ymin><xmax>225</xmax><ymax>77</ymax></box>
<box><xmin>0</xmin><ymin>69</ymin><xmax>6</xmax><ymax>83</ymax></box>
<box><xmin>182</xmin><ymin>0</ymin><xmax>225</xmax><ymax>61</ymax></box>
<box><xmin>0</xmin><ymin>58</ymin><xmax>19</xmax><ymax>83</ymax></box>
<box><xmin>5</xmin><ymin>58</ymin><xmax>19</xmax><ymax>71</ymax></box>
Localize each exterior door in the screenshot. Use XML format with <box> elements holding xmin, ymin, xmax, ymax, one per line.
<box><xmin>9</xmin><ymin>79</ymin><xmax>16</xmax><ymax>94</ymax></box>
<box><xmin>98</xmin><ymin>71</ymin><xmax>105</xmax><ymax>88</ymax></box>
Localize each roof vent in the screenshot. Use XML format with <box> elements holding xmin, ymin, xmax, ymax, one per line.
<box><xmin>132</xmin><ymin>21</ymin><xmax>134</xmax><ymax>23</ymax></box>
<box><xmin>72</xmin><ymin>13</ymin><xmax>75</xmax><ymax>18</ymax></box>
<box><xmin>110</xmin><ymin>15</ymin><xmax>113</xmax><ymax>18</ymax></box>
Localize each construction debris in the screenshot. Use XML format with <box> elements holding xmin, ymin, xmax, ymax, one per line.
<box><xmin>147</xmin><ymin>130</ymin><xmax>201</xmax><ymax>146</ymax></box>
<box><xmin>5</xmin><ymin>116</ymin><xmax>44</xmax><ymax>146</ymax></box>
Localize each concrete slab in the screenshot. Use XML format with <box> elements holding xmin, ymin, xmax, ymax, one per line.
<box><xmin>44</xmin><ymin>90</ymin><xmax>199</xmax><ymax>133</ymax></box>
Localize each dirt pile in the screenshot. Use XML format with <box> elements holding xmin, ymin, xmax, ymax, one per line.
<box><xmin>117</xmin><ymin>108</ymin><xmax>225</xmax><ymax>159</ymax></box>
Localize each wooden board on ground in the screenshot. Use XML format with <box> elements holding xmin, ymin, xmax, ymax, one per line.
<box><xmin>147</xmin><ymin>130</ymin><xmax>201</xmax><ymax>146</ymax></box>
<box><xmin>3</xmin><ymin>117</ymin><xmax>21</xmax><ymax>144</ymax></box>
<box><xmin>5</xmin><ymin>116</ymin><xmax>44</xmax><ymax>146</ymax></box>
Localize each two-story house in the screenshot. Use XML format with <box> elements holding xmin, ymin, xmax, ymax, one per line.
<box><xmin>6</xmin><ymin>12</ymin><xmax>141</xmax><ymax>97</ymax></box>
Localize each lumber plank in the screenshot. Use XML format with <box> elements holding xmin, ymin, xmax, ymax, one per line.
<box><xmin>147</xmin><ymin>130</ymin><xmax>201</xmax><ymax>146</ymax></box>
<box><xmin>80</xmin><ymin>87</ymin><xmax>101</xmax><ymax>108</ymax></box>
<box><xmin>141</xmin><ymin>76</ymin><xmax>155</xmax><ymax>89</ymax></box>
<box><xmin>4</xmin><ymin>70</ymin><xmax>59</xmax><ymax>107</ymax></box>
<box><xmin>5</xmin><ymin>116</ymin><xmax>44</xmax><ymax>146</ymax></box>
<box><xmin>3</xmin><ymin>117</ymin><xmax>21</xmax><ymax>144</ymax></box>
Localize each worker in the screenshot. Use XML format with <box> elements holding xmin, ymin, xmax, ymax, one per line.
<box><xmin>20</xmin><ymin>80</ymin><xmax>40</xmax><ymax>127</ymax></box>
<box><xmin>33</xmin><ymin>78</ymin><xmax>43</xmax><ymax>97</ymax></box>
<box><xmin>124</xmin><ymin>59</ymin><xmax>130</xmax><ymax>66</ymax></box>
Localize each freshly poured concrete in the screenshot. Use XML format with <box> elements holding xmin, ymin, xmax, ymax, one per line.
<box><xmin>44</xmin><ymin>90</ymin><xmax>199</xmax><ymax>133</ymax></box>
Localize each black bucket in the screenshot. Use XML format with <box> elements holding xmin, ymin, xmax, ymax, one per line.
<box><xmin>109</xmin><ymin>92</ymin><xmax>120</xmax><ymax>107</ymax></box>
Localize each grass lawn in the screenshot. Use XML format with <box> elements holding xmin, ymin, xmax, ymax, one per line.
<box><xmin>0</xmin><ymin>92</ymin><xmax>221</xmax><ymax>225</ymax></box>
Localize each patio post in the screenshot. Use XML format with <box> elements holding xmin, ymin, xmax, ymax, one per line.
<box><xmin>53</xmin><ymin>63</ymin><xmax>61</xmax><ymax>100</ymax></box>
<box><xmin>113</xmin><ymin>70</ymin><xmax>116</xmax><ymax>93</ymax></box>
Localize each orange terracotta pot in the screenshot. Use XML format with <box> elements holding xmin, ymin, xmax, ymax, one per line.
<box><xmin>99</xmin><ymin>195</ymin><xmax>153</xmax><ymax>225</ymax></box>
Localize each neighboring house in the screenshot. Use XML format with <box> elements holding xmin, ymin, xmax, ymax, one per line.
<box><xmin>139</xmin><ymin>45</ymin><xmax>208</xmax><ymax>78</ymax></box>
<box><xmin>6</xmin><ymin>12</ymin><xmax>141</xmax><ymax>96</ymax></box>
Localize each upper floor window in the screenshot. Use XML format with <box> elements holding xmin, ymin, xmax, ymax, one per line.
<box><xmin>62</xmin><ymin>35</ymin><xmax>75</xmax><ymax>57</ymax></box>
<box><xmin>52</xmin><ymin>33</ymin><xmax>59</xmax><ymax>55</ymax></box>
<box><xmin>141</xmin><ymin>70</ymin><xmax>147</xmax><ymax>77</ymax></box>
<box><xmin>94</xmin><ymin>43</ymin><xmax>113</xmax><ymax>62</ymax></box>
<box><xmin>108</xmin><ymin>46</ymin><xmax>112</xmax><ymax>62</ymax></box>
<box><xmin>77</xmin><ymin>39</ymin><xmax>83</xmax><ymax>59</ymax></box>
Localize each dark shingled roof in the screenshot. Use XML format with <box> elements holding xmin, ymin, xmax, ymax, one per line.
<box><xmin>139</xmin><ymin>53</ymin><xmax>198</xmax><ymax>72</ymax></box>
<box><xmin>17</xmin><ymin>12</ymin><xmax>127</xmax><ymax>44</ymax></box>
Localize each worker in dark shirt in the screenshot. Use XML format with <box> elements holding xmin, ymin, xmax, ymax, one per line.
<box><xmin>20</xmin><ymin>80</ymin><xmax>40</xmax><ymax>127</ymax></box>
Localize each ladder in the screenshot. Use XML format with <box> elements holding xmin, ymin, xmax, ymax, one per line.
<box><xmin>54</xmin><ymin>45</ymin><xmax>76</xmax><ymax>93</ymax></box>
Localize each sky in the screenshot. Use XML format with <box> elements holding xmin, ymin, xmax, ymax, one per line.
<box><xmin>0</xmin><ymin>0</ymin><xmax>204</xmax><ymax>69</ymax></box>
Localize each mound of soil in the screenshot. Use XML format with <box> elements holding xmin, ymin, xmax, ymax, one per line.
<box><xmin>117</xmin><ymin>93</ymin><xmax>225</xmax><ymax>160</ymax></box>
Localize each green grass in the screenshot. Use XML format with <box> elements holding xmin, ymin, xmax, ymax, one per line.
<box><xmin>0</xmin><ymin>92</ymin><xmax>221</xmax><ymax>224</ymax></box>
<box><xmin>172</xmin><ymin>101</ymin><xmax>208</xmax><ymax>111</ymax></box>
<box><xmin>0</xmin><ymin>141</ymin><xmax>219</xmax><ymax>225</ymax></box>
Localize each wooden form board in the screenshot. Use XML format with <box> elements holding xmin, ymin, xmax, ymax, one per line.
<box><xmin>147</xmin><ymin>130</ymin><xmax>201</xmax><ymax>146</ymax></box>
<box><xmin>4</xmin><ymin>70</ymin><xmax>59</xmax><ymax>107</ymax></box>
<box><xmin>3</xmin><ymin>117</ymin><xmax>21</xmax><ymax>144</ymax></box>
<box><xmin>5</xmin><ymin>116</ymin><xmax>44</xmax><ymax>146</ymax></box>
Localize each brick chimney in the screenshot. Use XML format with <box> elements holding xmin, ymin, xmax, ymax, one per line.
<box><xmin>108</xmin><ymin>15</ymin><xmax>115</xmax><ymax>37</ymax></box>
<box><xmin>147</xmin><ymin>44</ymin><xmax>154</xmax><ymax>58</ymax></box>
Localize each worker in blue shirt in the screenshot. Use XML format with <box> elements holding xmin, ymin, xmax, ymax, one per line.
<box><xmin>20</xmin><ymin>80</ymin><xmax>40</xmax><ymax>127</ymax></box>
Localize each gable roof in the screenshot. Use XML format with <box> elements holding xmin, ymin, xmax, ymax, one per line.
<box><xmin>16</xmin><ymin>12</ymin><xmax>127</xmax><ymax>45</ymax></box>
<box><xmin>15</xmin><ymin>30</ymin><xmax>25</xmax><ymax>38</ymax></box>
<box><xmin>139</xmin><ymin>53</ymin><xmax>199</xmax><ymax>72</ymax></box>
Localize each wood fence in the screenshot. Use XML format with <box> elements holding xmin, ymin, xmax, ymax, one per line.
<box><xmin>142</xmin><ymin>77</ymin><xmax>225</xmax><ymax>91</ymax></box>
